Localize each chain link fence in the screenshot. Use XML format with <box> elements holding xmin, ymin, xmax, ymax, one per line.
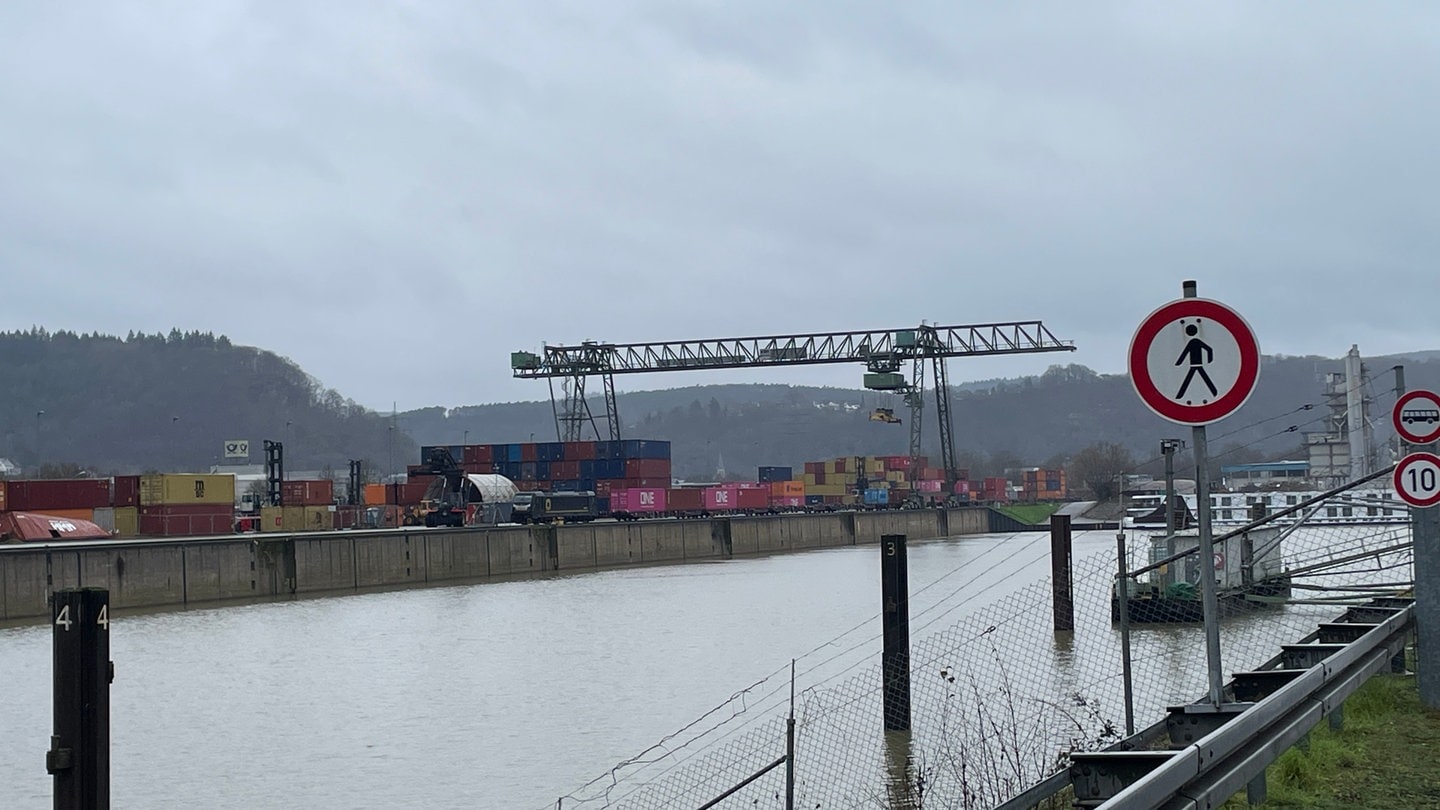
<box><xmin>548</xmin><ymin>491</ymin><xmax>1414</xmax><ymax>810</ymax></box>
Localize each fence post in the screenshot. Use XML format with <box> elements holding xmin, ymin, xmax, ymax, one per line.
<box><xmin>1050</xmin><ymin>515</ymin><xmax>1074</xmax><ymax>633</ymax></box>
<box><xmin>1115</xmin><ymin>533</ymin><xmax>1135</xmax><ymax>737</ymax></box>
<box><xmin>881</xmin><ymin>534</ymin><xmax>912</xmax><ymax>731</ymax></box>
<box><xmin>48</xmin><ymin>587</ymin><xmax>111</xmax><ymax>810</ymax></box>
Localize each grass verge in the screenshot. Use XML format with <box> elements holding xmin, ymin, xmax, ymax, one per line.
<box><xmin>1220</xmin><ymin>671</ymin><xmax>1440</xmax><ymax>808</ymax></box>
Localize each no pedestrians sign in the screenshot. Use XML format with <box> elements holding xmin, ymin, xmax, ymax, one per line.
<box><xmin>1129</xmin><ymin>297</ymin><xmax>1261</xmax><ymax>426</ymax></box>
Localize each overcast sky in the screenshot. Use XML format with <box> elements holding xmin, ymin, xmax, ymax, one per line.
<box><xmin>2</xmin><ymin>3</ymin><xmax>1436</xmax><ymax>411</ymax></box>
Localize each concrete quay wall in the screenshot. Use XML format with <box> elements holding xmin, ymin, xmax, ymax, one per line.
<box><xmin>0</xmin><ymin>507</ymin><xmax>1006</xmax><ymax>622</ymax></box>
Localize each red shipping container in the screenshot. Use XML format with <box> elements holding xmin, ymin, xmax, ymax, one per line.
<box><xmin>565</xmin><ymin>441</ymin><xmax>597</xmax><ymax>460</ymax></box>
<box><xmin>282</xmin><ymin>480</ymin><xmax>335</xmax><ymax>506</ymax></box>
<box><xmin>770</xmin><ymin>495</ymin><xmax>804</xmax><ymax>508</ymax></box>
<box><xmin>703</xmin><ymin>486</ymin><xmax>738</xmax><ymax>511</ymax></box>
<box><xmin>804</xmin><ymin>462</ymin><xmax>823</xmax><ymax>475</ymax></box>
<box><xmin>6</xmin><ymin>479</ymin><xmax>113</xmax><ymax>511</ymax></box>
<box><xmin>623</xmin><ymin>458</ymin><xmax>671</xmax><ymax>479</ymax></box>
<box><xmin>594</xmin><ymin>481</ymin><xmax>613</xmax><ymax>496</ymax></box>
<box><xmin>520</xmin><ymin>443</ymin><xmax>538</xmax><ymax>462</ymax></box>
<box><xmin>736</xmin><ymin>488</ymin><xmax>768</xmax><ymax>509</ymax></box>
<box><xmin>462</xmin><ymin>462</ymin><xmax>493</xmax><ymax>474</ymax></box>
<box><xmin>112</xmin><ymin>475</ymin><xmax>140</xmax><ymax>507</ymax></box>
<box><xmin>667</xmin><ymin>488</ymin><xmax>704</xmax><ymax>511</ymax></box>
<box><xmin>551</xmin><ymin>461</ymin><xmax>581</xmax><ymax>480</ymax></box>
<box><xmin>138</xmin><ymin>505</ymin><xmax>234</xmax><ymax>537</ymax></box>
<box><xmin>462</xmin><ymin>445</ymin><xmax>493</xmax><ymax>465</ymax></box>
<box><xmin>917</xmin><ymin>480</ymin><xmax>943</xmax><ymax>493</ymax></box>
<box><xmin>387</xmin><ymin>482</ymin><xmax>431</xmax><ymax>506</ymax></box>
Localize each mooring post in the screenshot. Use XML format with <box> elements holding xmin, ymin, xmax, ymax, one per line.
<box><xmin>1050</xmin><ymin>514</ymin><xmax>1074</xmax><ymax>633</ymax></box>
<box><xmin>1116</xmin><ymin>532</ymin><xmax>1135</xmax><ymax>736</ymax></box>
<box><xmin>880</xmin><ymin>534</ymin><xmax>912</xmax><ymax>731</ymax></box>
<box><xmin>48</xmin><ymin>588</ymin><xmax>111</xmax><ymax>810</ymax></box>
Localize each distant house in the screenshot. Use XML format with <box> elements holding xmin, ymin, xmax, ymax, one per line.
<box><xmin>0</xmin><ymin>458</ymin><xmax>21</xmax><ymax>477</ymax></box>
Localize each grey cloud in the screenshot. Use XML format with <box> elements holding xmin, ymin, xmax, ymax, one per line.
<box><xmin>0</xmin><ymin>2</ymin><xmax>1436</xmax><ymax>409</ymax></box>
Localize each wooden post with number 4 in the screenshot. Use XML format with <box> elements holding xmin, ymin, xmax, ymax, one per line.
<box><xmin>48</xmin><ymin>588</ymin><xmax>112</xmax><ymax>810</ymax></box>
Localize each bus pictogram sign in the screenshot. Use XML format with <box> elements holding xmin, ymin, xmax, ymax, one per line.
<box><xmin>1129</xmin><ymin>297</ymin><xmax>1261</xmax><ymax>425</ymax></box>
<box><xmin>1393</xmin><ymin>390</ymin><xmax>1440</xmax><ymax>445</ymax></box>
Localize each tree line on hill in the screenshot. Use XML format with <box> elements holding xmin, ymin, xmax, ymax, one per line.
<box><xmin>0</xmin><ymin>328</ymin><xmax>413</xmax><ymax>476</ymax></box>
<box><xmin>3</xmin><ymin>328</ymin><xmax>1436</xmax><ymax>498</ymax></box>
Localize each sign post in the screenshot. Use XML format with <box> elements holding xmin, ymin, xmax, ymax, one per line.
<box><xmin>1393</xmin><ymin>389</ymin><xmax>1440</xmax><ymax>708</ymax></box>
<box><xmin>1129</xmin><ymin>280</ymin><xmax>1260</xmax><ymax>708</ymax></box>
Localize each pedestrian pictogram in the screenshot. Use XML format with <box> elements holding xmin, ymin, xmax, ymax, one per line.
<box><xmin>1393</xmin><ymin>390</ymin><xmax>1440</xmax><ymax>445</ymax></box>
<box><xmin>1129</xmin><ymin>297</ymin><xmax>1261</xmax><ymax>425</ymax></box>
<box><xmin>1395</xmin><ymin>451</ymin><xmax>1440</xmax><ymax>508</ymax></box>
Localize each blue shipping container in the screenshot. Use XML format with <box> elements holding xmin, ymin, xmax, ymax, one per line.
<box><xmin>506</xmin><ymin>444</ymin><xmax>523</xmax><ymax>463</ymax></box>
<box><xmin>863</xmin><ymin>489</ymin><xmax>889</xmax><ymax>506</ymax></box>
<box><xmin>579</xmin><ymin>459</ymin><xmax>597</xmax><ymax>479</ymax></box>
<box><xmin>539</xmin><ymin>443</ymin><xmax>565</xmax><ymax>461</ymax></box>
<box><xmin>758</xmin><ymin>466</ymin><xmax>793</xmax><ymax>483</ymax></box>
<box><xmin>621</xmin><ymin>439</ymin><xmax>671</xmax><ymax>459</ymax></box>
<box><xmin>535</xmin><ymin>461</ymin><xmax>551</xmax><ymax>480</ymax></box>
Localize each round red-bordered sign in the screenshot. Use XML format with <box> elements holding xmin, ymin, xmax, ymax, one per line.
<box><xmin>1129</xmin><ymin>297</ymin><xmax>1261</xmax><ymax>425</ymax></box>
<box><xmin>1395</xmin><ymin>452</ymin><xmax>1440</xmax><ymax>508</ymax></box>
<box><xmin>1393</xmin><ymin>390</ymin><xmax>1440</xmax><ymax>445</ymax></box>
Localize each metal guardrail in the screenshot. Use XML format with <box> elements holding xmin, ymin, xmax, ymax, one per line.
<box><xmin>1086</xmin><ymin>603</ymin><xmax>1413</xmax><ymax>809</ymax></box>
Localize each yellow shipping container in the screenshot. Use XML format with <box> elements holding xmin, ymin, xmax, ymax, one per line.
<box><xmin>114</xmin><ymin>506</ymin><xmax>138</xmax><ymax>537</ymax></box>
<box><xmin>302</xmin><ymin>506</ymin><xmax>333</xmax><ymax>531</ymax></box>
<box><xmin>802</xmin><ymin>473</ymin><xmax>818</xmax><ymax>486</ymax></box>
<box><xmin>140</xmin><ymin>474</ymin><xmax>236</xmax><ymax>506</ymax></box>
<box><xmin>260</xmin><ymin>506</ymin><xmax>286</xmax><ymax>532</ymax></box>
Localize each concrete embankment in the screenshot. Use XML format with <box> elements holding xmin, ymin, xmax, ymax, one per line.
<box><xmin>0</xmin><ymin>506</ymin><xmax>1010</xmax><ymax>622</ymax></box>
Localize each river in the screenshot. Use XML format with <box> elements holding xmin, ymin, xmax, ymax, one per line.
<box><xmin>0</xmin><ymin>528</ymin><xmax>1356</xmax><ymax>808</ymax></box>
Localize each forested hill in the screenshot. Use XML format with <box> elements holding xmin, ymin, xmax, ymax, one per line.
<box><xmin>402</xmin><ymin>353</ymin><xmax>1440</xmax><ymax>481</ymax></box>
<box><xmin>0</xmin><ymin>329</ymin><xmax>413</xmax><ymax>474</ymax></box>
<box><xmin>5</xmin><ymin>327</ymin><xmax>1438</xmax><ymax>483</ymax></box>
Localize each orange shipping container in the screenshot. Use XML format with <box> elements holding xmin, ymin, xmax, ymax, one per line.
<box><xmin>364</xmin><ymin>484</ymin><xmax>387</xmax><ymax>506</ymax></box>
<box><xmin>769</xmin><ymin>481</ymin><xmax>804</xmax><ymax>497</ymax></box>
<box><xmin>27</xmin><ymin>507</ymin><xmax>96</xmax><ymax>522</ymax></box>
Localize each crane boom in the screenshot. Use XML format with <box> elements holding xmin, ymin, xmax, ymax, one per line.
<box><xmin>512</xmin><ymin>321</ymin><xmax>1073</xmax><ymax>377</ymax></box>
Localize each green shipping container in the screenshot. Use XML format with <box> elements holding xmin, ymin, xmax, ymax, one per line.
<box><xmin>864</xmin><ymin>372</ymin><xmax>907</xmax><ymax>391</ymax></box>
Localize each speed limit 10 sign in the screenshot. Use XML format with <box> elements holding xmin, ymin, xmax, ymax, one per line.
<box><xmin>1395</xmin><ymin>451</ymin><xmax>1440</xmax><ymax>508</ymax></box>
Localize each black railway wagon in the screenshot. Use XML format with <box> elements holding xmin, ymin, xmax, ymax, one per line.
<box><xmin>528</xmin><ymin>491</ymin><xmax>600</xmax><ymax>524</ymax></box>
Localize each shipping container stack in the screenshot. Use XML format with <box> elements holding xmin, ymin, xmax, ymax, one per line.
<box><xmin>1019</xmin><ymin>468</ymin><xmax>1067</xmax><ymax>502</ymax></box>
<box><xmin>402</xmin><ymin>439</ymin><xmax>673</xmax><ymax>520</ymax></box>
<box><xmin>137</xmin><ymin>474</ymin><xmax>238</xmax><ymax>536</ymax></box>
<box><xmin>792</xmin><ymin>455</ymin><xmax>970</xmax><ymax>507</ymax></box>
<box><xmin>0</xmin><ymin>478</ymin><xmax>117</xmax><ymax>540</ymax></box>
<box><xmin>260</xmin><ymin>479</ymin><xmax>339</xmax><ymax>533</ymax></box>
